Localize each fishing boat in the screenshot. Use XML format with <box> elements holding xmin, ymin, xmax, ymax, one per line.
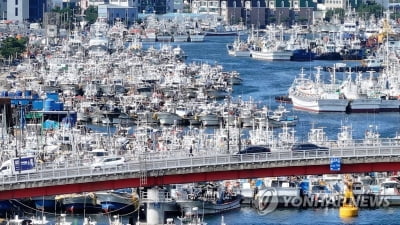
<box><xmin>340</xmin><ymin>71</ymin><xmax>382</xmax><ymax>113</ymax></box>
<box><xmin>267</xmin><ymin>104</ymin><xmax>298</xmax><ymax>127</ymax></box>
<box><xmin>0</xmin><ymin>200</ymin><xmax>16</xmax><ymax>217</ymax></box>
<box><xmin>226</xmin><ymin>36</ymin><xmax>250</xmax><ymax>57</ymax></box>
<box><xmin>204</xmin><ymin>24</ymin><xmax>239</xmax><ymax>36</ymax></box>
<box><xmin>188</xmin><ymin>29</ymin><xmax>206</xmax><ymax>42</ymax></box>
<box><xmin>31</xmin><ymin>195</ymin><xmax>62</xmax><ymax>212</ymax></box>
<box><xmin>56</xmin><ymin>193</ymin><xmax>101</xmax><ymax>214</ymax></box>
<box><xmin>378</xmin><ymin>179</ymin><xmax>400</xmax><ymax>206</ymax></box>
<box><xmin>173</xmin><ymin>31</ymin><xmax>190</xmax><ymax>42</ymax></box>
<box><xmin>95</xmin><ymin>189</ymin><xmax>139</xmax><ymax>214</ymax></box>
<box><xmin>250</xmin><ymin>42</ymin><xmax>293</xmax><ymax>61</ymax></box>
<box><xmin>177</xmin><ymin>207</ymin><xmax>207</xmax><ymax>225</ymax></box>
<box><xmin>288</xmin><ymin>68</ymin><xmax>349</xmax><ymax>112</ymax></box>
<box><xmin>30</xmin><ymin>216</ymin><xmax>49</xmax><ymax>225</ymax></box>
<box><xmin>176</xmin><ymin>183</ymin><xmax>241</xmax><ymax>215</ymax></box>
<box><xmin>253</xmin><ymin>177</ymin><xmax>300</xmax><ymax>209</ymax></box>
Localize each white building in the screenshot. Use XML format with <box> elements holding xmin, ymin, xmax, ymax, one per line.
<box><xmin>88</xmin><ymin>0</ymin><xmax>110</xmax><ymax>7</ymax></box>
<box><xmin>109</xmin><ymin>0</ymin><xmax>135</xmax><ymax>7</ymax></box>
<box><xmin>98</xmin><ymin>3</ymin><xmax>138</xmax><ymax>23</ymax></box>
<box><xmin>323</xmin><ymin>0</ymin><xmax>346</xmax><ymax>10</ymax></box>
<box><xmin>7</xmin><ymin>0</ymin><xmax>29</xmax><ymax>22</ymax></box>
<box><xmin>191</xmin><ymin>0</ymin><xmax>221</xmax><ymax>14</ymax></box>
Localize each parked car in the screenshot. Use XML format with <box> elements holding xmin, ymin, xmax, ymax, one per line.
<box><xmin>91</xmin><ymin>156</ymin><xmax>125</xmax><ymax>170</ymax></box>
<box><xmin>237</xmin><ymin>145</ymin><xmax>271</xmax><ymax>154</ymax></box>
<box><xmin>291</xmin><ymin>143</ymin><xmax>329</xmax><ymax>151</ymax></box>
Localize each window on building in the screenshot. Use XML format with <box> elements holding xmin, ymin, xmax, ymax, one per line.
<box><xmin>15</xmin><ymin>0</ymin><xmax>18</xmax><ymax>5</ymax></box>
<box><xmin>15</xmin><ymin>8</ymin><xmax>18</xmax><ymax>16</ymax></box>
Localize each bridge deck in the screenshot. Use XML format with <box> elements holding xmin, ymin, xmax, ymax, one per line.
<box><xmin>1</xmin><ymin>144</ymin><xmax>400</xmax><ymax>199</ymax></box>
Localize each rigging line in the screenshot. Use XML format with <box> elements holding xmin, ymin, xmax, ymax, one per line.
<box><xmin>100</xmin><ymin>200</ymin><xmax>140</xmax><ymax>216</ymax></box>
<box><xmin>11</xmin><ymin>198</ymin><xmax>57</xmax><ymax>216</ymax></box>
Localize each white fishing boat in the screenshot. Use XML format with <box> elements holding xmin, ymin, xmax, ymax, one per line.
<box><xmin>173</xmin><ymin>32</ymin><xmax>189</xmax><ymax>42</ymax></box>
<box><xmin>250</xmin><ymin>42</ymin><xmax>293</xmax><ymax>61</ymax></box>
<box><xmin>379</xmin><ymin>179</ymin><xmax>400</xmax><ymax>206</ymax></box>
<box><xmin>267</xmin><ymin>104</ymin><xmax>298</xmax><ymax>127</ymax></box>
<box><xmin>176</xmin><ymin>184</ymin><xmax>241</xmax><ymax>215</ymax></box>
<box><xmin>288</xmin><ymin>68</ymin><xmax>349</xmax><ymax>112</ymax></box>
<box><xmin>340</xmin><ymin>71</ymin><xmax>381</xmax><ymax>113</ymax></box>
<box><xmin>226</xmin><ymin>36</ymin><xmax>250</xmax><ymax>57</ymax></box>
<box><xmin>250</xmin><ymin>26</ymin><xmax>293</xmax><ymax>61</ymax></box>
<box><xmin>188</xmin><ymin>28</ymin><xmax>206</xmax><ymax>42</ymax></box>
<box><xmin>253</xmin><ymin>178</ymin><xmax>300</xmax><ymax>209</ymax></box>
<box><xmin>197</xmin><ymin>111</ymin><xmax>220</xmax><ymax>126</ymax></box>
<box><xmin>177</xmin><ymin>207</ymin><xmax>207</xmax><ymax>225</ymax></box>
<box><xmin>155</xmin><ymin>111</ymin><xmax>184</xmax><ymax>125</ymax></box>
<box><xmin>337</xmin><ymin>124</ymin><xmax>354</xmax><ymax>147</ymax></box>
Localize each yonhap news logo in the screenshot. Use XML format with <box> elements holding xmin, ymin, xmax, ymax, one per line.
<box><xmin>256</xmin><ymin>188</ymin><xmax>279</xmax><ymax>215</ymax></box>
<box><xmin>256</xmin><ymin>189</ymin><xmax>390</xmax><ymax>215</ymax></box>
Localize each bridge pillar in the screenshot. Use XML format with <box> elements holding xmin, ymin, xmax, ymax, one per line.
<box><xmin>146</xmin><ymin>187</ymin><xmax>165</xmax><ymax>225</ymax></box>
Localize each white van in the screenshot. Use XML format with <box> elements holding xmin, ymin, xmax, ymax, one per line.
<box><xmin>91</xmin><ymin>156</ymin><xmax>125</xmax><ymax>170</ymax></box>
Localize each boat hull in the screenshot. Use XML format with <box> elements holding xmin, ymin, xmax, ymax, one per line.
<box><xmin>250</xmin><ymin>50</ymin><xmax>292</xmax><ymax>61</ymax></box>
<box><xmin>379</xmin><ymin>99</ymin><xmax>400</xmax><ymax>112</ymax></box>
<box><xmin>177</xmin><ymin>197</ymin><xmax>241</xmax><ymax>215</ymax></box>
<box><xmin>59</xmin><ymin>194</ymin><xmax>102</xmax><ymax>214</ymax></box>
<box><xmin>228</xmin><ymin>49</ymin><xmax>251</xmax><ymax>57</ymax></box>
<box><xmin>32</xmin><ymin>196</ymin><xmax>62</xmax><ymax>212</ymax></box>
<box><xmin>96</xmin><ymin>191</ymin><xmax>139</xmax><ymax>214</ymax></box>
<box><xmin>189</xmin><ymin>34</ymin><xmax>205</xmax><ymax>42</ymax></box>
<box><xmin>348</xmin><ymin>99</ymin><xmax>381</xmax><ymax>113</ymax></box>
<box><xmin>290</xmin><ymin>94</ymin><xmax>348</xmax><ymax>112</ymax></box>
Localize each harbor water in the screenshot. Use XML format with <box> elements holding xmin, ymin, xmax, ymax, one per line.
<box><xmin>18</xmin><ymin>206</ymin><xmax>400</xmax><ymax>225</ymax></box>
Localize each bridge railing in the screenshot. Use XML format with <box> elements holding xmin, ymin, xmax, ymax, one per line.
<box><xmin>1</xmin><ymin>145</ymin><xmax>400</xmax><ymax>186</ymax></box>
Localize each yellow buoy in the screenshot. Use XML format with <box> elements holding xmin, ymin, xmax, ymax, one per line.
<box><xmin>339</xmin><ymin>204</ymin><xmax>358</xmax><ymax>218</ymax></box>
<box><xmin>339</xmin><ymin>174</ymin><xmax>358</xmax><ymax>218</ymax></box>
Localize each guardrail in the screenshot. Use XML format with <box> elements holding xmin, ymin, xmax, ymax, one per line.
<box><xmin>1</xmin><ymin>145</ymin><xmax>400</xmax><ymax>187</ymax></box>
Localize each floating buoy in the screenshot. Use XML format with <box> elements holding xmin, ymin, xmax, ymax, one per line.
<box><xmin>339</xmin><ymin>174</ymin><xmax>358</xmax><ymax>218</ymax></box>
<box><xmin>339</xmin><ymin>204</ymin><xmax>358</xmax><ymax>218</ymax></box>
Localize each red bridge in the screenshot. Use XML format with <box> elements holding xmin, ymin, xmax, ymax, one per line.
<box><xmin>1</xmin><ymin>146</ymin><xmax>400</xmax><ymax>200</ymax></box>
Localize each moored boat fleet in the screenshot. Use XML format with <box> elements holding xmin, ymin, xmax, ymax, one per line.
<box><xmin>2</xmin><ymin>9</ymin><xmax>400</xmax><ymax>224</ymax></box>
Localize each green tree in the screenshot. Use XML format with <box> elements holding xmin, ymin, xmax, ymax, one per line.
<box><xmin>356</xmin><ymin>2</ymin><xmax>384</xmax><ymax>19</ymax></box>
<box><xmin>52</xmin><ymin>6</ymin><xmax>75</xmax><ymax>29</ymax></box>
<box><xmin>0</xmin><ymin>37</ymin><xmax>28</xmax><ymax>62</ymax></box>
<box><xmin>325</xmin><ymin>8</ymin><xmax>345</xmax><ymax>22</ymax></box>
<box><xmin>85</xmin><ymin>6</ymin><xmax>98</xmax><ymax>25</ymax></box>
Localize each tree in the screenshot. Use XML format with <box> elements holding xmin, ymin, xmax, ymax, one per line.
<box><xmin>0</xmin><ymin>37</ymin><xmax>28</xmax><ymax>62</ymax></box>
<box><xmin>52</xmin><ymin>6</ymin><xmax>75</xmax><ymax>29</ymax></box>
<box><xmin>356</xmin><ymin>2</ymin><xmax>384</xmax><ymax>19</ymax></box>
<box><xmin>325</xmin><ymin>8</ymin><xmax>345</xmax><ymax>22</ymax></box>
<box><xmin>85</xmin><ymin>6</ymin><xmax>98</xmax><ymax>25</ymax></box>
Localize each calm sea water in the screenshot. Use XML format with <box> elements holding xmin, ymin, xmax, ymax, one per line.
<box><xmin>26</xmin><ymin>206</ymin><xmax>400</xmax><ymax>225</ymax></box>
<box><xmin>63</xmin><ymin>36</ymin><xmax>400</xmax><ymax>224</ymax></box>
